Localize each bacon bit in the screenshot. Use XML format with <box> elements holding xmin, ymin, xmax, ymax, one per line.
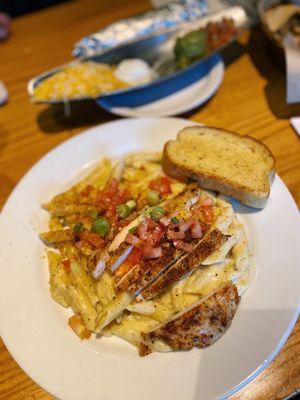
<box><xmin>149</xmin><ymin>176</ymin><xmax>171</xmax><ymax>196</ymax></box>
<box><xmin>173</xmin><ymin>240</ymin><xmax>194</xmax><ymax>252</ymax></box>
<box><xmin>202</xmin><ymin>206</ymin><xmax>214</xmax><ymax>224</ymax></box>
<box><xmin>143</xmin><ymin>243</ymin><xmax>163</xmax><ymax>259</ymax></box>
<box><xmin>125</xmin><ymin>233</ymin><xmax>141</xmax><ymax>246</ymax></box>
<box><xmin>68</xmin><ymin>315</ymin><xmax>91</xmax><ymax>340</ymax></box>
<box><xmin>80</xmin><ymin>231</ymin><xmax>105</xmax><ymax>249</ymax></box>
<box><xmin>62</xmin><ymin>259</ymin><xmax>71</xmax><ymax>272</ymax></box>
<box><xmin>81</xmin><ymin>184</ymin><xmax>94</xmax><ymax>197</ymax></box>
<box><xmin>190</xmin><ymin>221</ymin><xmax>202</xmax><ymax>239</ymax></box>
<box><xmin>200</xmin><ymin>197</ymin><xmax>214</xmax><ymax>206</ymax></box>
<box><xmin>127</xmin><ymin>247</ymin><xmax>143</xmax><ymax>267</ymax></box>
<box><xmin>167</xmin><ymin>229</ymin><xmax>185</xmax><ymax>240</ymax></box>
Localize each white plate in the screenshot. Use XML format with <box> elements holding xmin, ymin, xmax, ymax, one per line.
<box><xmin>0</xmin><ymin>118</ymin><xmax>299</xmax><ymax>400</ymax></box>
<box><xmin>98</xmin><ymin>57</ymin><xmax>224</xmax><ymax>117</ymax></box>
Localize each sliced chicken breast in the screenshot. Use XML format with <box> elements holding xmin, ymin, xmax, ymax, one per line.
<box><xmin>139</xmin><ymin>283</ymin><xmax>239</xmax><ymax>356</ymax></box>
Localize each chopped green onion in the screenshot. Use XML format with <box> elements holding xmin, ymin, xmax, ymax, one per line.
<box><xmin>171</xmin><ymin>216</ymin><xmax>179</xmax><ymax>224</ymax></box>
<box><xmin>116</xmin><ymin>204</ymin><xmax>131</xmax><ymax>219</ymax></box>
<box><xmin>142</xmin><ymin>206</ymin><xmax>152</xmax><ymax>218</ymax></box>
<box><xmin>92</xmin><ymin>217</ymin><xmax>110</xmax><ymax>237</ymax></box>
<box><xmin>129</xmin><ymin>226</ymin><xmax>137</xmax><ymax>234</ymax></box>
<box><xmin>147</xmin><ymin>191</ymin><xmax>160</xmax><ymax>206</ymax></box>
<box><xmin>126</xmin><ymin>200</ymin><xmax>136</xmax><ymax>210</ymax></box>
<box><xmin>150</xmin><ymin>206</ymin><xmax>165</xmax><ymax>221</ymax></box>
<box><xmin>73</xmin><ymin>222</ymin><xmax>83</xmax><ymax>233</ymax></box>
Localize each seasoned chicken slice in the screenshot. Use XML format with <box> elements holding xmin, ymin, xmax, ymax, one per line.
<box><xmin>140</xmin><ymin>229</ymin><xmax>229</xmax><ymax>300</ymax></box>
<box><xmin>139</xmin><ymin>283</ymin><xmax>239</xmax><ymax>356</ymax></box>
<box><xmin>110</xmin><ymin>184</ymin><xmax>203</xmax><ymax>292</ymax></box>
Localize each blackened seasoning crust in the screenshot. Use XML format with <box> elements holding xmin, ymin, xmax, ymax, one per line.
<box><xmin>139</xmin><ymin>283</ymin><xmax>239</xmax><ymax>356</ymax></box>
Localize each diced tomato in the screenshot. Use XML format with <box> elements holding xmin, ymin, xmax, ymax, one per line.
<box><xmin>62</xmin><ymin>259</ymin><xmax>71</xmax><ymax>272</ymax></box>
<box><xmin>106</xmin><ymin>178</ymin><xmax>119</xmax><ymax>197</ymax></box>
<box><xmin>95</xmin><ymin>178</ymin><xmax>119</xmax><ymax>209</ymax></box>
<box><xmin>105</xmin><ymin>204</ymin><xmax>117</xmax><ymax>224</ymax></box>
<box><xmin>149</xmin><ymin>176</ymin><xmax>171</xmax><ymax>196</ymax></box>
<box><xmin>142</xmin><ymin>243</ymin><xmax>163</xmax><ymax>259</ymax></box>
<box><xmin>68</xmin><ymin>315</ymin><xmax>91</xmax><ymax>340</ymax></box>
<box><xmin>118</xmin><ymin>188</ymin><xmax>130</xmax><ymax>204</ymax></box>
<box><xmin>148</xmin><ymin>223</ymin><xmax>164</xmax><ymax>246</ymax></box>
<box><xmin>202</xmin><ymin>206</ymin><xmax>214</xmax><ymax>224</ymax></box>
<box><xmin>127</xmin><ymin>247</ymin><xmax>143</xmax><ymax>267</ymax></box>
<box><xmin>147</xmin><ymin>219</ymin><xmax>157</xmax><ymax>229</ymax></box>
<box><xmin>81</xmin><ymin>184</ymin><xmax>93</xmax><ymax>197</ymax></box>
<box><xmin>80</xmin><ymin>231</ymin><xmax>106</xmax><ymax>249</ymax></box>
<box><xmin>95</xmin><ymin>178</ymin><xmax>131</xmax><ymax>222</ymax></box>
<box><xmin>160</xmin><ymin>176</ymin><xmax>172</xmax><ymax>195</ymax></box>
<box><xmin>137</xmin><ymin>219</ymin><xmax>165</xmax><ymax>246</ymax></box>
<box><xmin>149</xmin><ymin>180</ymin><xmax>160</xmax><ymax>193</ymax></box>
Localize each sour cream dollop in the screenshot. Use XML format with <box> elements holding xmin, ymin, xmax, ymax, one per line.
<box><xmin>114</xmin><ymin>59</ymin><xmax>155</xmax><ymax>86</ymax></box>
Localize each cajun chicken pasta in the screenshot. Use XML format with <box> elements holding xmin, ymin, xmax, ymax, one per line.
<box><xmin>40</xmin><ymin>151</ymin><xmax>251</xmax><ymax>356</ymax></box>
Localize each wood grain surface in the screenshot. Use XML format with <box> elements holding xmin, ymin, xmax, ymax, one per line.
<box><xmin>0</xmin><ymin>1</ymin><xmax>299</xmax><ymax>399</ymax></box>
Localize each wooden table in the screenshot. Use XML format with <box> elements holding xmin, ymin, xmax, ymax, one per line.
<box><xmin>0</xmin><ymin>1</ymin><xmax>299</xmax><ymax>399</ymax></box>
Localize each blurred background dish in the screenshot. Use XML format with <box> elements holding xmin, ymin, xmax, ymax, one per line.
<box><xmin>97</xmin><ymin>54</ymin><xmax>223</xmax><ymax>117</ymax></box>
<box><xmin>28</xmin><ymin>6</ymin><xmax>248</xmax><ymax>115</ymax></box>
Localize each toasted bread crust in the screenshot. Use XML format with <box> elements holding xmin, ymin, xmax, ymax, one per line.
<box><xmin>163</xmin><ymin>126</ymin><xmax>275</xmax><ymax>209</ymax></box>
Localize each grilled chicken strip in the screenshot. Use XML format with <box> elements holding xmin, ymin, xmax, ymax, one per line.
<box><xmin>140</xmin><ymin>229</ymin><xmax>229</xmax><ymax>300</ymax></box>
<box><xmin>96</xmin><ymin>229</ymin><xmax>228</xmax><ymax>333</ymax></box>
<box><xmin>139</xmin><ymin>283</ymin><xmax>239</xmax><ymax>356</ymax></box>
<box><xmin>110</xmin><ymin>184</ymin><xmax>203</xmax><ymax>291</ymax></box>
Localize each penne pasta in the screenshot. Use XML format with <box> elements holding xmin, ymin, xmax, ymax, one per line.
<box><xmin>40</xmin><ymin>152</ymin><xmax>252</xmax><ymax>354</ymax></box>
<box><xmin>48</xmin><ymin>251</ymin><xmax>71</xmax><ymax>308</ymax></box>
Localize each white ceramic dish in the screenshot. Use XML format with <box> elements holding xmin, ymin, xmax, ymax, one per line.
<box><xmin>98</xmin><ymin>56</ymin><xmax>224</xmax><ymax>117</ymax></box>
<box><xmin>0</xmin><ymin>118</ymin><xmax>299</xmax><ymax>400</ymax></box>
